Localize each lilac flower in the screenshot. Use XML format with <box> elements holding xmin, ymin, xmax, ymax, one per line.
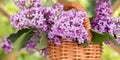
<box><xmin>92</xmin><ymin>0</ymin><xmax>120</xmax><ymax>44</ymax></box>
<box><xmin>25</xmin><ymin>30</ymin><xmax>41</xmax><ymax>54</ymax></box>
<box><xmin>32</xmin><ymin>30</ymin><xmax>41</xmax><ymax>38</ymax></box>
<box><xmin>53</xmin><ymin>3</ymin><xmax>64</xmax><ymax>12</ymax></box>
<box><xmin>114</xmin><ymin>18</ymin><xmax>120</xmax><ymax>44</ymax></box>
<box><xmin>116</xmin><ymin>37</ymin><xmax>120</xmax><ymax>44</ymax></box>
<box><xmin>14</xmin><ymin>0</ymin><xmax>43</xmax><ymax>10</ymax></box>
<box><xmin>25</xmin><ymin>30</ymin><xmax>40</xmax><ymax>49</ymax></box>
<box><xmin>96</xmin><ymin>0</ymin><xmax>112</xmax><ymax>16</ymax></box>
<box><xmin>92</xmin><ymin>0</ymin><xmax>116</xmax><ymax>35</ymax></box>
<box><xmin>48</xmin><ymin>9</ymin><xmax>88</xmax><ymax>44</ymax></box>
<box><xmin>1</xmin><ymin>38</ymin><xmax>13</xmax><ymax>54</ymax></box>
<box><xmin>14</xmin><ymin>0</ymin><xmax>28</xmax><ymax>10</ymax></box>
<box><xmin>10</xmin><ymin>11</ymin><xmax>30</xmax><ymax>30</ymax></box>
<box><xmin>26</xmin><ymin>7</ymin><xmax>47</xmax><ymax>31</ymax></box>
<box><xmin>11</xmin><ymin>2</ymin><xmax>61</xmax><ymax>31</ymax></box>
<box><xmin>25</xmin><ymin>40</ymin><xmax>37</xmax><ymax>54</ymax></box>
<box><xmin>26</xmin><ymin>40</ymin><xmax>37</xmax><ymax>50</ymax></box>
<box><xmin>115</xmin><ymin>22</ymin><xmax>120</xmax><ymax>35</ymax></box>
<box><xmin>30</xmin><ymin>0</ymin><xmax>43</xmax><ymax>8</ymax></box>
<box><xmin>28</xmin><ymin>7</ymin><xmax>56</xmax><ymax>31</ymax></box>
<box><xmin>11</xmin><ymin>5</ymin><xmax>57</xmax><ymax>31</ymax></box>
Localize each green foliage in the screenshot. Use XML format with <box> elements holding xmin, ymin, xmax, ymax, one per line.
<box><xmin>8</xmin><ymin>29</ymin><xmax>31</xmax><ymax>42</ymax></box>
<box><xmin>105</xmin><ymin>32</ymin><xmax>120</xmax><ymax>48</ymax></box>
<box><xmin>91</xmin><ymin>30</ymin><xmax>109</xmax><ymax>44</ymax></box>
<box><xmin>16</xmin><ymin>51</ymin><xmax>43</xmax><ymax>60</ymax></box>
<box><xmin>81</xmin><ymin>41</ymin><xmax>89</xmax><ymax>47</ymax></box>
<box><xmin>8</xmin><ymin>29</ymin><xmax>34</xmax><ymax>51</ymax></box>
<box><xmin>92</xmin><ymin>29</ymin><xmax>120</xmax><ymax>48</ymax></box>
<box><xmin>37</xmin><ymin>30</ymin><xmax>48</xmax><ymax>50</ymax></box>
<box><xmin>89</xmin><ymin>16</ymin><xmax>95</xmax><ymax>22</ymax></box>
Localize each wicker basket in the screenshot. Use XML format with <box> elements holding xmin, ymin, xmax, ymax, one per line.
<box><xmin>47</xmin><ymin>2</ymin><xmax>102</xmax><ymax>60</ymax></box>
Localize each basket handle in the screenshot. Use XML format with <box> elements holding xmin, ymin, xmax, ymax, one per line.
<box><xmin>58</xmin><ymin>0</ymin><xmax>68</xmax><ymax>5</ymax></box>
<box><xmin>64</xmin><ymin>2</ymin><xmax>85</xmax><ymax>11</ymax></box>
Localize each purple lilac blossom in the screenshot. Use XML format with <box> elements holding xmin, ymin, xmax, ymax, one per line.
<box><xmin>26</xmin><ymin>40</ymin><xmax>37</xmax><ymax>51</ymax></box>
<box><xmin>10</xmin><ymin>6</ymin><xmax>56</xmax><ymax>31</ymax></box>
<box><xmin>1</xmin><ymin>38</ymin><xmax>13</xmax><ymax>54</ymax></box>
<box><xmin>116</xmin><ymin>37</ymin><xmax>120</xmax><ymax>44</ymax></box>
<box><xmin>11</xmin><ymin>2</ymin><xmax>63</xmax><ymax>31</ymax></box>
<box><xmin>48</xmin><ymin>9</ymin><xmax>88</xmax><ymax>44</ymax></box>
<box><xmin>26</xmin><ymin>7</ymin><xmax>47</xmax><ymax>31</ymax></box>
<box><xmin>10</xmin><ymin>11</ymin><xmax>30</xmax><ymax>30</ymax></box>
<box><xmin>92</xmin><ymin>0</ymin><xmax>116</xmax><ymax>35</ymax></box>
<box><xmin>115</xmin><ymin>18</ymin><xmax>120</xmax><ymax>44</ymax></box>
<box><xmin>14</xmin><ymin>0</ymin><xmax>43</xmax><ymax>10</ymax></box>
<box><xmin>30</xmin><ymin>0</ymin><xmax>43</xmax><ymax>7</ymax></box>
<box><xmin>32</xmin><ymin>30</ymin><xmax>41</xmax><ymax>38</ymax></box>
<box><xmin>53</xmin><ymin>3</ymin><xmax>64</xmax><ymax>12</ymax></box>
<box><xmin>115</xmin><ymin>22</ymin><xmax>120</xmax><ymax>35</ymax></box>
<box><xmin>14</xmin><ymin>0</ymin><xmax>28</xmax><ymax>10</ymax></box>
<box><xmin>43</xmin><ymin>7</ymin><xmax>57</xmax><ymax>31</ymax></box>
<box><xmin>25</xmin><ymin>30</ymin><xmax>40</xmax><ymax>54</ymax></box>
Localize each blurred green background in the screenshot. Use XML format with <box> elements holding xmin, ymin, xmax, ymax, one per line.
<box><xmin>0</xmin><ymin>0</ymin><xmax>120</xmax><ymax>60</ymax></box>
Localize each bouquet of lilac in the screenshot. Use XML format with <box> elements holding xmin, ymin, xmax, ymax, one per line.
<box><xmin>91</xmin><ymin>0</ymin><xmax>120</xmax><ymax>46</ymax></box>
<box><xmin>0</xmin><ymin>0</ymin><xmax>88</xmax><ymax>55</ymax></box>
<box><xmin>0</xmin><ymin>0</ymin><xmax>120</xmax><ymax>58</ymax></box>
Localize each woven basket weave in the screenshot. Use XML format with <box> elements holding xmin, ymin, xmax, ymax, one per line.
<box><xmin>47</xmin><ymin>2</ymin><xmax>102</xmax><ymax>60</ymax></box>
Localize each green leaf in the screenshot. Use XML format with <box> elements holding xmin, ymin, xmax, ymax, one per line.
<box><xmin>8</xmin><ymin>29</ymin><xmax>30</xmax><ymax>43</ymax></box>
<box><xmin>21</xmin><ymin>31</ymin><xmax>34</xmax><ymax>48</ymax></box>
<box><xmin>12</xmin><ymin>29</ymin><xmax>34</xmax><ymax>51</ymax></box>
<box><xmin>91</xmin><ymin>29</ymin><xmax>108</xmax><ymax>44</ymax></box>
<box><xmin>91</xmin><ymin>29</ymin><xmax>120</xmax><ymax>48</ymax></box>
<box><xmin>104</xmin><ymin>33</ymin><xmax>120</xmax><ymax>48</ymax></box>
<box><xmin>89</xmin><ymin>16</ymin><xmax>94</xmax><ymax>22</ymax></box>
<box><xmin>81</xmin><ymin>41</ymin><xmax>89</xmax><ymax>47</ymax></box>
<box><xmin>37</xmin><ymin>30</ymin><xmax>48</xmax><ymax>49</ymax></box>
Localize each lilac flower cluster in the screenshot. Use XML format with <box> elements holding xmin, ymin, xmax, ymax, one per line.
<box><xmin>92</xmin><ymin>0</ymin><xmax>116</xmax><ymax>35</ymax></box>
<box><xmin>114</xmin><ymin>18</ymin><xmax>120</xmax><ymax>44</ymax></box>
<box><xmin>25</xmin><ymin>30</ymin><xmax>40</xmax><ymax>53</ymax></box>
<box><xmin>11</xmin><ymin>0</ymin><xmax>88</xmax><ymax>54</ymax></box>
<box><xmin>53</xmin><ymin>3</ymin><xmax>64</xmax><ymax>12</ymax></box>
<box><xmin>48</xmin><ymin>10</ymin><xmax>88</xmax><ymax>44</ymax></box>
<box><xmin>26</xmin><ymin>40</ymin><xmax>36</xmax><ymax>50</ymax></box>
<box><xmin>14</xmin><ymin>0</ymin><xmax>43</xmax><ymax>10</ymax></box>
<box><xmin>11</xmin><ymin>0</ymin><xmax>63</xmax><ymax>30</ymax></box>
<box><xmin>92</xmin><ymin>0</ymin><xmax>120</xmax><ymax>44</ymax></box>
<box><xmin>25</xmin><ymin>40</ymin><xmax>37</xmax><ymax>54</ymax></box>
<box><xmin>10</xmin><ymin>6</ymin><xmax>56</xmax><ymax>31</ymax></box>
<box><xmin>10</xmin><ymin>11</ymin><xmax>30</xmax><ymax>30</ymax></box>
<box><xmin>1</xmin><ymin>38</ymin><xmax>13</xmax><ymax>54</ymax></box>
